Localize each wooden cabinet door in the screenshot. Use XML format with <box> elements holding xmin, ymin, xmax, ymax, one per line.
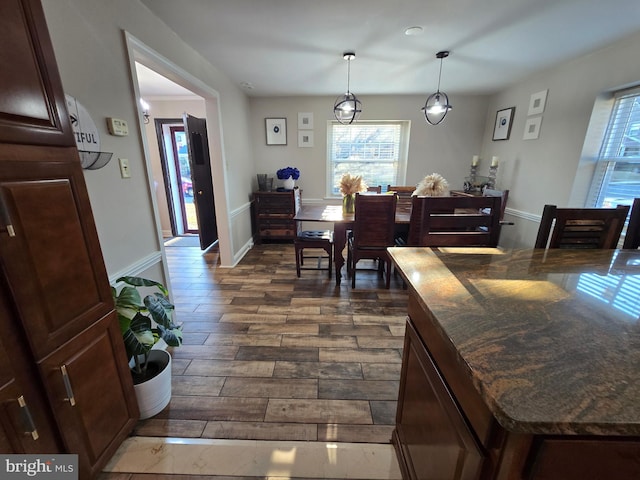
<box><xmin>39</xmin><ymin>313</ymin><xmax>138</xmax><ymax>479</ymax></box>
<box><xmin>395</xmin><ymin>321</ymin><xmax>484</xmax><ymax>480</ymax></box>
<box><xmin>0</xmin><ymin>283</ymin><xmax>61</xmax><ymax>454</ymax></box>
<box><xmin>0</xmin><ymin>0</ymin><xmax>73</xmax><ymax>146</ymax></box>
<box><xmin>0</xmin><ymin>147</ymin><xmax>114</xmax><ymax>359</ymax></box>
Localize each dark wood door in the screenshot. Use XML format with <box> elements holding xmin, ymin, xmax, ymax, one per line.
<box><xmin>183</xmin><ymin>114</ymin><xmax>218</xmax><ymax>249</ymax></box>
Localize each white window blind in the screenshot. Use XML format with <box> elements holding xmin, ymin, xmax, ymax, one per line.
<box><xmin>327</xmin><ymin>121</ymin><xmax>409</xmax><ymax>196</ymax></box>
<box><xmin>589</xmin><ymin>86</ymin><xmax>640</xmax><ymax>208</ymax></box>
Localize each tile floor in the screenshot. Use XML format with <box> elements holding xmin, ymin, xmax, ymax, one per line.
<box><xmin>100</xmin><ymin>241</ymin><xmax>409</xmax><ymax>479</ymax></box>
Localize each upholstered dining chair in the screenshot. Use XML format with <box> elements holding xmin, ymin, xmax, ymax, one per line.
<box><xmin>534</xmin><ymin>204</ymin><xmax>630</xmax><ymax>249</ymax></box>
<box><xmin>348</xmin><ymin>193</ymin><xmax>397</xmax><ymax>288</ymax></box>
<box><xmin>294</xmin><ymin>230</ymin><xmax>333</xmax><ymax>278</ymax></box>
<box><xmin>622</xmin><ymin>198</ymin><xmax>640</xmax><ymax>249</ymax></box>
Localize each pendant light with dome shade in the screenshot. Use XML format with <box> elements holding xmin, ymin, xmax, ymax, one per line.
<box><xmin>422</xmin><ymin>51</ymin><xmax>452</xmax><ymax>125</ymax></box>
<box><xmin>333</xmin><ymin>52</ymin><xmax>362</xmax><ymax>125</ymax></box>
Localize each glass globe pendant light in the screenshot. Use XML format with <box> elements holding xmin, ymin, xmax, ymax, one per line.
<box><xmin>422</xmin><ymin>51</ymin><xmax>452</xmax><ymax>125</ymax></box>
<box><xmin>334</xmin><ymin>52</ymin><xmax>362</xmax><ymax>125</ymax></box>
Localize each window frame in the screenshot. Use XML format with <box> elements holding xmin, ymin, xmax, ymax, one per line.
<box><xmin>326</xmin><ymin>120</ymin><xmax>411</xmax><ymax>198</ymax></box>
<box><xmin>587</xmin><ymin>86</ymin><xmax>640</xmax><ymax>209</ymax></box>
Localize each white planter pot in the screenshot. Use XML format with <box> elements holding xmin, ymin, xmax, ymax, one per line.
<box><xmin>132</xmin><ymin>349</ymin><xmax>172</xmax><ymax>419</ymax></box>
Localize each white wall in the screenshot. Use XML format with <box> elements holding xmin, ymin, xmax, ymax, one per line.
<box><xmin>249</xmin><ymin>94</ymin><xmax>490</xmax><ymax>202</ymax></box>
<box><xmin>480</xmin><ymin>30</ymin><xmax>640</xmax><ymax>248</ymax></box>
<box><xmin>41</xmin><ymin>0</ymin><xmax>255</xmax><ymax>278</ymax></box>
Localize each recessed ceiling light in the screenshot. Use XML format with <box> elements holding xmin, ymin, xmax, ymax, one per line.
<box><xmin>404</xmin><ymin>26</ymin><xmax>423</xmax><ymax>36</ymax></box>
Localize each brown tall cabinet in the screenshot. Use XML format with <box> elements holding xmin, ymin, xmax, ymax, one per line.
<box><xmin>0</xmin><ymin>0</ymin><xmax>138</xmax><ymax>478</ymax></box>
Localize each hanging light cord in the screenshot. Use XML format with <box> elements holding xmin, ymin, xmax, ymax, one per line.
<box><xmin>346</xmin><ymin>56</ymin><xmax>352</xmax><ymax>94</ymax></box>
<box><xmin>435</xmin><ymin>56</ymin><xmax>443</xmax><ymax>93</ymax></box>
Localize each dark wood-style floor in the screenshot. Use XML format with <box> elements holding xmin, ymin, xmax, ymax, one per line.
<box><xmin>131</xmin><ymin>242</ymin><xmax>409</xmax><ymax>444</ymax></box>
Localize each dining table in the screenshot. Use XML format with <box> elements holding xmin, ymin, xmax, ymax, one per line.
<box><xmin>294</xmin><ymin>203</ymin><xmax>411</xmax><ymax>285</ymax></box>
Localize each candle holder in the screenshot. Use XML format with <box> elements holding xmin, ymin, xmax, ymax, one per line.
<box><xmin>487</xmin><ymin>165</ymin><xmax>498</xmax><ymax>189</ymax></box>
<box><xmin>469</xmin><ymin>164</ymin><xmax>478</xmax><ymax>185</ymax></box>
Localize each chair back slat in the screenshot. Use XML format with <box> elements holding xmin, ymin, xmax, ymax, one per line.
<box><xmin>623</xmin><ymin>198</ymin><xmax>640</xmax><ymax>249</ymax></box>
<box><xmin>535</xmin><ymin>204</ymin><xmax>630</xmax><ymax>249</ymax></box>
<box><xmin>416</xmin><ymin>196</ymin><xmax>502</xmax><ymax>247</ymax></box>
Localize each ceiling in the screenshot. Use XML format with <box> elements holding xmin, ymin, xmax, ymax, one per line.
<box><xmin>137</xmin><ymin>0</ymin><xmax>640</xmax><ymax>98</ymax></box>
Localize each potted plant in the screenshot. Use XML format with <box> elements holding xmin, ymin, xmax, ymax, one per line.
<box><xmin>112</xmin><ymin>276</ymin><xmax>183</xmax><ymax>419</ymax></box>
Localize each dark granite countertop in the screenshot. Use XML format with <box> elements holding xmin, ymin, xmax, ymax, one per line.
<box><xmin>388</xmin><ymin>247</ymin><xmax>640</xmax><ymax>436</ymax></box>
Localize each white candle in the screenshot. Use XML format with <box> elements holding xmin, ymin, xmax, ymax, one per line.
<box><xmin>491</xmin><ymin>156</ymin><xmax>499</xmax><ymax>167</ymax></box>
<box><xmin>472</xmin><ymin>155</ymin><xmax>479</xmax><ymax>166</ymax></box>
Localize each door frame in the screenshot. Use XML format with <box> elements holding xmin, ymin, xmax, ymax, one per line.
<box><xmin>154</xmin><ymin>118</ymin><xmax>188</xmax><ymax>236</ymax></box>
<box><xmin>123</xmin><ymin>32</ymin><xmax>232</xmax><ymax>271</ymax></box>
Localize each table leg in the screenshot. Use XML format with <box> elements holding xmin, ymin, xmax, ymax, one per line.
<box><xmin>333</xmin><ymin>223</ymin><xmax>348</xmax><ymax>285</ymax></box>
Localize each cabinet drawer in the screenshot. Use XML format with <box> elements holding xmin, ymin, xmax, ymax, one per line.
<box><xmin>258</xmin><ymin>219</ymin><xmax>296</xmax><ymax>237</ymax></box>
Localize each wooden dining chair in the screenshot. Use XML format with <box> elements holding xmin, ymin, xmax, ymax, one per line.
<box><xmin>387</xmin><ymin>185</ymin><xmax>415</xmax><ymax>196</ymax></box>
<box><xmin>417</xmin><ymin>196</ymin><xmax>503</xmax><ymax>247</ymax></box>
<box><xmin>367</xmin><ymin>185</ymin><xmax>382</xmax><ymax>193</ymax></box>
<box><xmin>348</xmin><ymin>193</ymin><xmax>397</xmax><ymax>288</ymax></box>
<box><xmin>482</xmin><ymin>188</ymin><xmax>509</xmax><ymax>221</ymax></box>
<box><xmin>534</xmin><ymin>204</ymin><xmax>630</xmax><ymax>249</ymax></box>
<box><xmin>294</xmin><ymin>230</ymin><xmax>333</xmax><ymax>278</ymax></box>
<box><xmin>622</xmin><ymin>198</ymin><xmax>640</xmax><ymax>249</ymax></box>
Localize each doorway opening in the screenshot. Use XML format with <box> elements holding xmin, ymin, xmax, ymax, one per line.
<box><xmin>125</xmin><ymin>31</ymin><xmax>233</xmax><ymax>268</ymax></box>
<box><xmin>155</xmin><ymin>120</ymin><xmax>197</xmax><ymax>235</ymax></box>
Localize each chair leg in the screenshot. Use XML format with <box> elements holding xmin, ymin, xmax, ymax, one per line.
<box><xmin>295</xmin><ymin>246</ymin><xmax>302</xmax><ymax>277</ymax></box>
<box><xmin>326</xmin><ymin>245</ymin><xmax>333</xmax><ymax>278</ymax></box>
<box><xmin>351</xmin><ymin>257</ymin><xmax>357</xmax><ymax>288</ymax></box>
<box><xmin>384</xmin><ymin>259</ymin><xmax>392</xmax><ymax>289</ymax></box>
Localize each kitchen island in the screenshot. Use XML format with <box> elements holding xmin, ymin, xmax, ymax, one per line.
<box><xmin>388</xmin><ymin>247</ymin><xmax>640</xmax><ymax>480</ymax></box>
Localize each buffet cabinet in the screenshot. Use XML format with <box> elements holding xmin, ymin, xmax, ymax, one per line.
<box><xmin>253</xmin><ymin>189</ymin><xmax>301</xmax><ymax>243</ymax></box>
<box><xmin>393</xmin><ymin>294</ymin><xmax>640</xmax><ymax>480</ymax></box>
<box><xmin>0</xmin><ymin>1</ymin><xmax>138</xmax><ymax>478</ymax></box>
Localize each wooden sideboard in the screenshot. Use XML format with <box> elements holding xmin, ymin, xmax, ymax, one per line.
<box><xmin>389</xmin><ymin>247</ymin><xmax>640</xmax><ymax>480</ymax></box>
<box><xmin>253</xmin><ymin>189</ymin><xmax>301</xmax><ymax>243</ymax></box>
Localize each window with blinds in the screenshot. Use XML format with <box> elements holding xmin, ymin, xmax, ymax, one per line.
<box><xmin>589</xmin><ymin>87</ymin><xmax>640</xmax><ymax>208</ymax></box>
<box><xmin>327</xmin><ymin>121</ymin><xmax>410</xmax><ymax>196</ymax></box>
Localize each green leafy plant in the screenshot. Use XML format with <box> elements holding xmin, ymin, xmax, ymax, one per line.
<box><xmin>112</xmin><ymin>276</ymin><xmax>183</xmax><ymax>379</ymax></box>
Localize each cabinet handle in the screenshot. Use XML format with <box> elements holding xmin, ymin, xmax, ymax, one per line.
<box><xmin>0</xmin><ymin>191</ymin><xmax>16</xmax><ymax>237</ymax></box>
<box><xmin>60</xmin><ymin>365</ymin><xmax>76</xmax><ymax>406</ymax></box>
<box><xmin>17</xmin><ymin>396</ymin><xmax>39</xmax><ymax>440</ymax></box>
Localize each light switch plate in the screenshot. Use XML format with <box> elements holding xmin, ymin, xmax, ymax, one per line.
<box><xmin>107</xmin><ymin>117</ymin><xmax>129</xmax><ymax>136</ymax></box>
<box><xmin>119</xmin><ymin>158</ymin><xmax>131</xmax><ymax>178</ymax></box>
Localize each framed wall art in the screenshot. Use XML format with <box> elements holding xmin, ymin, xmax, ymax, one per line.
<box><xmin>297</xmin><ymin>112</ymin><xmax>313</xmax><ymax>130</ymax></box>
<box><xmin>527</xmin><ymin>90</ymin><xmax>548</xmax><ymax>116</ymax></box>
<box><xmin>493</xmin><ymin>107</ymin><xmax>515</xmax><ymax>141</ymax></box>
<box><xmin>523</xmin><ymin>117</ymin><xmax>542</xmax><ymax>140</ymax></box>
<box><xmin>298</xmin><ymin>130</ymin><xmax>314</xmax><ymax>148</ymax></box>
<box><xmin>265</xmin><ymin>118</ymin><xmax>287</xmax><ymax>145</ymax></box>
